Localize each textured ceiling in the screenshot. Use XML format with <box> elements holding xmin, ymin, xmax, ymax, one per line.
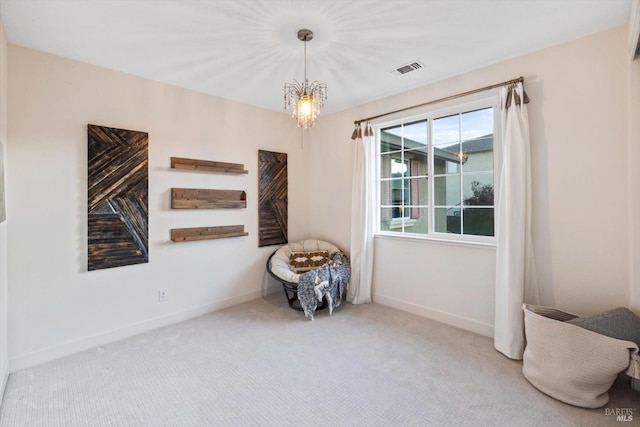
<box><xmin>0</xmin><ymin>0</ymin><xmax>632</xmax><ymax>115</ymax></box>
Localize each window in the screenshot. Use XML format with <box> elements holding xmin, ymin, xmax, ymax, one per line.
<box><xmin>377</xmin><ymin>100</ymin><xmax>496</xmax><ymax>241</ymax></box>
<box><xmin>390</xmin><ymin>158</ymin><xmax>409</xmax><ymax>219</ymax></box>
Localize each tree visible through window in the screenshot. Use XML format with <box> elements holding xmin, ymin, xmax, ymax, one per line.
<box><xmin>378</xmin><ymin>104</ymin><xmax>495</xmax><ymax>240</ymax></box>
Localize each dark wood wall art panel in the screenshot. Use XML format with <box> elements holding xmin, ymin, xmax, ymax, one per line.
<box><xmin>258</xmin><ymin>150</ymin><xmax>287</xmax><ymax>247</ymax></box>
<box><xmin>88</xmin><ymin>124</ymin><xmax>148</xmax><ymax>271</ymax></box>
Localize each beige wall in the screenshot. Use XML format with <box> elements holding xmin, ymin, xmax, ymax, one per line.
<box><xmin>6</xmin><ymin>46</ymin><xmax>310</xmax><ymax>370</ymax></box>
<box><xmin>310</xmin><ymin>25</ymin><xmax>632</xmax><ymax>334</ymax></box>
<box><xmin>630</xmin><ymin>36</ymin><xmax>640</xmax><ymax>312</ymax></box>
<box><xmin>0</xmin><ymin>21</ymin><xmax>8</xmax><ymax>396</ymax></box>
<box><xmin>2</xmin><ymin>21</ymin><xmax>636</xmax><ymax>371</ymax></box>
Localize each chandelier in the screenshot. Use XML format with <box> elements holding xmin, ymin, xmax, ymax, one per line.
<box><xmin>283</xmin><ymin>29</ymin><xmax>327</xmax><ymax>128</ymax></box>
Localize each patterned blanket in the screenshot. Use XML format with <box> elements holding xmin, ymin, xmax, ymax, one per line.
<box><xmin>296</xmin><ymin>252</ymin><xmax>351</xmax><ymax>320</ymax></box>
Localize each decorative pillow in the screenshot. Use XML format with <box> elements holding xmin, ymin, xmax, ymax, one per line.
<box><xmin>566</xmin><ymin>307</ymin><xmax>640</xmax><ymax>347</ymax></box>
<box><xmin>269</xmin><ymin>240</ymin><xmax>341</xmax><ymax>284</ymax></box>
<box><xmin>289</xmin><ymin>251</ymin><xmax>329</xmax><ymax>273</ymax></box>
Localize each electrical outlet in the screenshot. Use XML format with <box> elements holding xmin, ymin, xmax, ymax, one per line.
<box><xmin>158</xmin><ymin>289</ymin><xmax>167</xmax><ymax>302</ymax></box>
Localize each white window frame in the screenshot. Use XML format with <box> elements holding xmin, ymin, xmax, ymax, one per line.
<box><xmin>374</xmin><ymin>96</ymin><xmax>501</xmax><ymax>245</ymax></box>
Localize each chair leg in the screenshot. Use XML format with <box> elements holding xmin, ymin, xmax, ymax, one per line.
<box><xmin>282</xmin><ymin>285</ymin><xmax>303</xmax><ymax>311</ymax></box>
<box><xmin>281</xmin><ymin>283</ymin><xmax>329</xmax><ymax>312</ymax></box>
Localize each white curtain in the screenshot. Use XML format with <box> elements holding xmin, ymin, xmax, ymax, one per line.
<box><xmin>494</xmin><ymin>82</ymin><xmax>540</xmax><ymax>359</ymax></box>
<box><xmin>348</xmin><ymin>123</ymin><xmax>374</xmax><ymax>304</ymax></box>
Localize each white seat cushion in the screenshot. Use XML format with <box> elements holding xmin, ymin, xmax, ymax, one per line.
<box><xmin>269</xmin><ymin>239</ymin><xmax>340</xmax><ymax>284</ymax></box>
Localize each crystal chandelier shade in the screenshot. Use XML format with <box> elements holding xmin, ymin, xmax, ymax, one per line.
<box><xmin>283</xmin><ymin>29</ymin><xmax>327</xmax><ymax>128</ymax></box>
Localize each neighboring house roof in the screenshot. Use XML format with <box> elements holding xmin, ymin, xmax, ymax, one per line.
<box><xmin>381</xmin><ymin>132</ymin><xmax>422</xmax><ymax>151</ymax></box>
<box><xmin>381</xmin><ymin>132</ymin><xmax>492</xmax><ymax>163</ymax></box>
<box><xmin>434</xmin><ymin>147</ymin><xmax>458</xmax><ymax>162</ymax></box>
<box><xmin>442</xmin><ymin>134</ymin><xmax>493</xmax><ymax>154</ymax></box>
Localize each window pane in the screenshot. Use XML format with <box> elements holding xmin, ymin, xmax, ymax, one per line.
<box><xmin>433</xmin><ymin>112</ymin><xmax>462</xmax><ymax>175</ymax></box>
<box><xmin>463</xmin><ymin>208</ymin><xmax>494</xmax><ymax>236</ymax></box>
<box><xmin>403</xmin><ymin>120</ymin><xmax>427</xmax><ymax>149</ymax></box>
<box><xmin>434</xmin><ymin>145</ymin><xmax>461</xmax><ymax>174</ymax></box>
<box><xmin>383</xmin><ymin>177</ymin><xmax>407</xmax><ymax>220</ymax></box>
<box><xmin>461</xmin><ymin>134</ymin><xmax>493</xmax><ymax>173</ymax></box>
<box><xmin>381</xmin><ymin>125</ymin><xmax>402</xmax><ymax>153</ymax></box>
<box><xmin>389</xmin><ymin>179</ymin><xmax>404</xmax><ymax>206</ymax></box>
<box><xmin>461</xmin><ymin>108</ymin><xmax>493</xmax><ymax>141</ymax></box>
<box><xmin>463</xmin><ymin>174</ymin><xmax>494</xmax><ymax>206</ymax></box>
<box><xmin>380</xmin><ymin>154</ymin><xmax>408</xmax><ymax>179</ymax></box>
<box><xmin>405</xmin><ymin>147</ymin><xmax>428</xmax><ymax>176</ymax></box>
<box><xmin>380</xmin><ymin>207</ymin><xmax>396</xmax><ymax>232</ymax></box>
<box><xmin>407</xmin><ymin>177</ymin><xmax>428</xmax><ymax>205</ymax></box>
<box><xmin>434</xmin><ymin>175</ymin><xmax>460</xmax><ymax>206</ymax></box>
<box><xmin>392</xmin><ymin>205</ymin><xmax>408</xmax><ymax>219</ymax></box>
<box><xmin>460</xmin><ymin>108</ymin><xmax>493</xmax><ymax>173</ymax></box>
<box><xmin>381</xmin><ymin>207</ymin><xmax>429</xmax><ymax>235</ymax></box>
<box><xmin>380</xmin><ymin>179</ymin><xmax>391</xmax><ymax>208</ymax></box>
<box><xmin>433</xmin><ymin>114</ymin><xmax>459</xmax><ymax>146</ymax></box>
<box><xmin>405</xmin><ymin>207</ymin><xmax>429</xmax><ymax>235</ymax></box>
<box><xmin>434</xmin><ymin>207</ymin><xmax>461</xmax><ymax>234</ymax></box>
<box><xmin>395</xmin><ymin>179</ymin><xmax>410</xmax><ymax>218</ymax></box>
<box><xmin>403</xmin><ymin>178</ymin><xmax>410</xmax><ymax>203</ymax></box>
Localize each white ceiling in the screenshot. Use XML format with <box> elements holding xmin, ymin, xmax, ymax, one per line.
<box><xmin>0</xmin><ymin>0</ymin><xmax>632</xmax><ymax>115</ymax></box>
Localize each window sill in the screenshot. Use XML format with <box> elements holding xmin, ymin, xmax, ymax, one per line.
<box><xmin>374</xmin><ymin>231</ymin><xmax>496</xmax><ymax>250</ymax></box>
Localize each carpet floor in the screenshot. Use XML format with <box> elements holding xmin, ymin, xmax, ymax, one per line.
<box><xmin>0</xmin><ymin>293</ymin><xmax>638</xmax><ymax>427</ymax></box>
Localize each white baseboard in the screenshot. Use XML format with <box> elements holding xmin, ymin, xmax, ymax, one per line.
<box><xmin>9</xmin><ymin>289</ymin><xmax>269</xmax><ymax>373</ymax></box>
<box><xmin>373</xmin><ymin>293</ymin><xmax>495</xmax><ymax>338</ymax></box>
<box><xmin>0</xmin><ymin>358</ymin><xmax>8</xmax><ymax>403</ymax></box>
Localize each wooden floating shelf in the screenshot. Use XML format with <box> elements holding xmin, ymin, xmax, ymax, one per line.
<box><xmin>171</xmin><ymin>188</ymin><xmax>247</xmax><ymax>209</ymax></box>
<box><xmin>171</xmin><ymin>157</ymin><xmax>248</xmax><ymax>174</ymax></box>
<box><xmin>171</xmin><ymin>225</ymin><xmax>248</xmax><ymax>242</ymax></box>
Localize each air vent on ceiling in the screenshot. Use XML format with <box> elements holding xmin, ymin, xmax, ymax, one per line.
<box><xmin>388</xmin><ymin>60</ymin><xmax>424</xmax><ymax>76</ymax></box>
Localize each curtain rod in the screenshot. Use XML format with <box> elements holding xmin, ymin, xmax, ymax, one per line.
<box><xmin>354</xmin><ymin>76</ymin><xmax>524</xmax><ymax>126</ymax></box>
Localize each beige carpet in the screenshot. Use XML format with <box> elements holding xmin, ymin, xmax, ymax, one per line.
<box><xmin>0</xmin><ymin>293</ymin><xmax>638</xmax><ymax>427</ymax></box>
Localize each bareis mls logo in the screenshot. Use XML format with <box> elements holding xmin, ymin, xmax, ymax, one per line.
<box><xmin>605</xmin><ymin>408</ymin><xmax>634</xmax><ymax>422</ymax></box>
